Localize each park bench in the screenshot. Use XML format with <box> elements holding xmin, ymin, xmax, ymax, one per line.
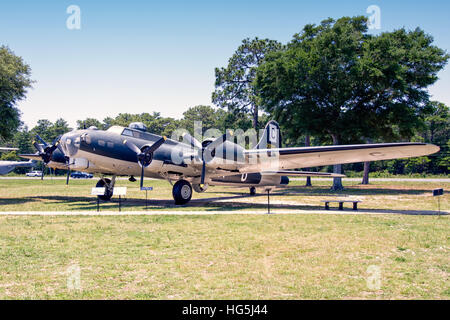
<box><xmin>321</xmin><ymin>200</ymin><xmax>361</xmax><ymax>211</ymax></box>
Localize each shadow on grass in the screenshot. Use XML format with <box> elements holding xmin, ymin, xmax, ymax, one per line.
<box><xmin>0</xmin><ymin>193</ymin><xmax>447</xmax><ymax>216</ymax></box>
<box><xmin>216</xmin><ymin>186</ymin><xmax>445</xmax><ymax>197</ymax></box>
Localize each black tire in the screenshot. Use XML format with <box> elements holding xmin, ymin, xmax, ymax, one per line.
<box><xmin>172</xmin><ymin>180</ymin><xmax>192</xmax><ymax>205</ymax></box>
<box><xmin>250</xmin><ymin>186</ymin><xmax>256</xmax><ymax>196</ymax></box>
<box><xmin>96</xmin><ymin>178</ymin><xmax>113</xmax><ymax>201</ymax></box>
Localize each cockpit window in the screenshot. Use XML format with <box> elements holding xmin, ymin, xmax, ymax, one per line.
<box><xmin>122</xmin><ymin>129</ymin><xmax>133</xmax><ymax>137</ymax></box>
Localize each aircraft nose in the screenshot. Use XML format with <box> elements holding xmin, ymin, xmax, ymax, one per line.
<box><xmin>60</xmin><ymin>132</ymin><xmax>81</xmax><ymax>157</ymax></box>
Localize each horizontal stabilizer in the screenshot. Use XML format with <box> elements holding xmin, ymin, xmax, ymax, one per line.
<box><xmin>262</xmin><ymin>170</ymin><xmax>345</xmax><ymax>178</ymax></box>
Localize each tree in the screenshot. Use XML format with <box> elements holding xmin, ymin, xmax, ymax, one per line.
<box><xmin>77</xmin><ymin>118</ymin><xmax>105</xmax><ymax>130</ymax></box>
<box><xmin>30</xmin><ymin>119</ymin><xmax>53</xmax><ymax>142</ymax></box>
<box><xmin>180</xmin><ymin>105</ymin><xmax>227</xmax><ymax>135</ymax></box>
<box><xmin>14</xmin><ymin>126</ymin><xmax>33</xmax><ymax>154</ymax></box>
<box><xmin>101</xmin><ymin>112</ymin><xmax>180</xmax><ymax>137</ymax></box>
<box><xmin>256</xmin><ymin>16</ymin><xmax>449</xmax><ymax>190</ymax></box>
<box><xmin>212</xmin><ymin>38</ymin><xmax>281</xmax><ymax>130</ymax></box>
<box><xmin>51</xmin><ymin>118</ymin><xmax>71</xmax><ymax>137</ymax></box>
<box><xmin>0</xmin><ymin>46</ymin><xmax>33</xmax><ymax>141</ymax></box>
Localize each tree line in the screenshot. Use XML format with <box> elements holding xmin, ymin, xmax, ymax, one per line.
<box><xmin>0</xmin><ymin>16</ymin><xmax>449</xmax><ymax>183</ymax></box>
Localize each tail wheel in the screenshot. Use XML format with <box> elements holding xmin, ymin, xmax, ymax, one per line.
<box><xmin>96</xmin><ymin>178</ymin><xmax>113</xmax><ymax>201</ymax></box>
<box><xmin>172</xmin><ymin>180</ymin><xmax>192</xmax><ymax>205</ymax></box>
<box><xmin>250</xmin><ymin>186</ymin><xmax>256</xmax><ymax>196</ymax></box>
<box><xmin>193</xmin><ymin>184</ymin><xmax>208</xmax><ymax>193</ymax></box>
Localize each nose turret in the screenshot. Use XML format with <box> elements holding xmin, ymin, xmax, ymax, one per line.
<box><xmin>60</xmin><ymin>131</ymin><xmax>82</xmax><ymax>157</ymax></box>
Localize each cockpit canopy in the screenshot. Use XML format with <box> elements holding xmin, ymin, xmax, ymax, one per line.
<box><xmin>129</xmin><ymin>122</ymin><xmax>147</xmax><ymax>132</ymax></box>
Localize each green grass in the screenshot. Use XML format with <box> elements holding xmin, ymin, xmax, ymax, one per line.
<box><xmin>0</xmin><ymin>178</ymin><xmax>448</xmax><ymax>213</ymax></box>
<box><xmin>0</xmin><ymin>178</ymin><xmax>448</xmax><ymax>299</ymax></box>
<box><xmin>0</xmin><ymin>214</ymin><xmax>448</xmax><ymax>299</ymax></box>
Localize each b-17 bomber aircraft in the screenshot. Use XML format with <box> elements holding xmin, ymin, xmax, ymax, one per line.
<box><xmin>0</xmin><ymin>147</ymin><xmax>36</xmax><ymax>175</ymax></box>
<box><xmin>20</xmin><ymin>121</ymin><xmax>440</xmax><ymax>205</ymax></box>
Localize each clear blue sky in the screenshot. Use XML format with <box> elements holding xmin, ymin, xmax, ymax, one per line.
<box><xmin>1</xmin><ymin>0</ymin><xmax>449</xmax><ymax>129</ymax></box>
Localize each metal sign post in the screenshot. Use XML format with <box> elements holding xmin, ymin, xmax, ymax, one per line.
<box><xmin>433</xmin><ymin>189</ymin><xmax>444</xmax><ymax>215</ymax></box>
<box><xmin>113</xmin><ymin>187</ymin><xmax>127</xmax><ymax>212</ymax></box>
<box><xmin>91</xmin><ymin>187</ymin><xmax>106</xmax><ymax>212</ymax></box>
<box><xmin>141</xmin><ymin>187</ymin><xmax>153</xmax><ymax>209</ymax></box>
<box><xmin>265</xmin><ymin>188</ymin><xmax>272</xmax><ymax>214</ymax></box>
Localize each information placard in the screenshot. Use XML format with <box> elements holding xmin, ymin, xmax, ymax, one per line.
<box><xmin>91</xmin><ymin>187</ymin><xmax>106</xmax><ymax>196</ymax></box>
<box><xmin>113</xmin><ymin>187</ymin><xmax>127</xmax><ymax>196</ymax></box>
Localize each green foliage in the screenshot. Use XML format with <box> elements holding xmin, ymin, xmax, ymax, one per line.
<box><xmin>213</xmin><ymin>37</ymin><xmax>281</xmax><ymax>129</ymax></box>
<box><xmin>102</xmin><ymin>112</ymin><xmax>180</xmax><ymax>137</ymax></box>
<box><xmin>255</xmin><ymin>16</ymin><xmax>449</xmax><ymax>145</ymax></box>
<box><xmin>29</xmin><ymin>118</ymin><xmax>71</xmax><ymax>143</ymax></box>
<box><xmin>0</xmin><ymin>46</ymin><xmax>34</xmax><ymax>140</ymax></box>
<box><xmin>0</xmin><ymin>150</ymin><xmax>17</xmax><ymax>161</ymax></box>
<box><xmin>180</xmin><ymin>105</ymin><xmax>227</xmax><ymax>135</ymax></box>
<box><xmin>77</xmin><ymin>118</ymin><xmax>105</xmax><ymax>130</ymax></box>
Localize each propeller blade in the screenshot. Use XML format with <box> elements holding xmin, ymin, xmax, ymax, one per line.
<box><xmin>35</xmin><ymin>135</ymin><xmax>48</xmax><ymax>147</ymax></box>
<box><xmin>66</xmin><ymin>169</ymin><xmax>70</xmax><ymax>185</ymax></box>
<box><xmin>182</xmin><ymin>132</ymin><xmax>202</xmax><ymax>149</ymax></box>
<box><xmin>46</xmin><ymin>141</ymin><xmax>60</xmax><ymax>154</ymax></box>
<box><xmin>52</xmin><ymin>135</ymin><xmax>62</xmax><ymax>145</ymax></box>
<box><xmin>146</xmin><ymin>136</ymin><xmax>167</xmax><ymax>154</ymax></box>
<box><xmin>32</xmin><ymin>141</ymin><xmax>44</xmax><ymax>154</ymax></box>
<box><xmin>41</xmin><ymin>165</ymin><xmax>45</xmax><ymax>180</ymax></box>
<box><xmin>122</xmin><ymin>139</ymin><xmax>141</xmax><ymax>155</ymax></box>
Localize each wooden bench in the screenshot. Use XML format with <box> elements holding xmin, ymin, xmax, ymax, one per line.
<box><xmin>321</xmin><ymin>200</ymin><xmax>361</xmax><ymax>211</ymax></box>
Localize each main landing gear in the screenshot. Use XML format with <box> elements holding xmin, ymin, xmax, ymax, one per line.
<box><xmin>250</xmin><ymin>186</ymin><xmax>257</xmax><ymax>196</ymax></box>
<box><xmin>172</xmin><ymin>180</ymin><xmax>192</xmax><ymax>205</ymax></box>
<box><xmin>95</xmin><ymin>176</ymin><xmax>116</xmax><ymax>201</ymax></box>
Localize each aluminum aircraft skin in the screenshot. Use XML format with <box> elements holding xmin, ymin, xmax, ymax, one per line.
<box><xmin>0</xmin><ymin>147</ymin><xmax>36</xmax><ymax>175</ymax></box>
<box><xmin>20</xmin><ymin>120</ymin><xmax>440</xmax><ymax>205</ymax></box>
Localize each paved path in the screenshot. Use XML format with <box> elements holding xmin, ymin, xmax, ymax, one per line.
<box><xmin>0</xmin><ymin>209</ymin><xmax>447</xmax><ymax>216</ymax></box>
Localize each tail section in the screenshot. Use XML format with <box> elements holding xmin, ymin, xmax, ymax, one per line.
<box><xmin>255</xmin><ymin>120</ymin><xmax>282</xmax><ymax>149</ymax></box>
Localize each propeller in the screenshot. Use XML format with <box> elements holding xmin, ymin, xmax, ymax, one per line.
<box><xmin>123</xmin><ymin>136</ymin><xmax>167</xmax><ymax>189</ymax></box>
<box><xmin>32</xmin><ymin>134</ymin><xmax>62</xmax><ymax>180</ymax></box>
<box><xmin>182</xmin><ymin>131</ymin><xmax>233</xmax><ymax>187</ymax></box>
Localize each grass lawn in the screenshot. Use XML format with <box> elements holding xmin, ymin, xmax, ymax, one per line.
<box><xmin>0</xmin><ymin>178</ymin><xmax>448</xmax><ymax>213</ymax></box>
<box><xmin>0</xmin><ymin>178</ymin><xmax>448</xmax><ymax>299</ymax></box>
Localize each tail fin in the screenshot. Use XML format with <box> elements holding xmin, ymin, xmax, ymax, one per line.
<box><xmin>255</xmin><ymin>120</ymin><xmax>282</xmax><ymax>149</ymax></box>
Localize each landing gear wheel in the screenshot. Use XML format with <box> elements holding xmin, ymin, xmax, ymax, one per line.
<box><xmin>193</xmin><ymin>184</ymin><xmax>208</xmax><ymax>193</ymax></box>
<box><xmin>249</xmin><ymin>186</ymin><xmax>256</xmax><ymax>196</ymax></box>
<box><xmin>172</xmin><ymin>180</ymin><xmax>192</xmax><ymax>205</ymax></box>
<box><xmin>96</xmin><ymin>178</ymin><xmax>113</xmax><ymax>201</ymax></box>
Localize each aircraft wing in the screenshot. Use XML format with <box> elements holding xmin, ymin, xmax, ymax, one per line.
<box><xmin>240</xmin><ymin>143</ymin><xmax>440</xmax><ymax>173</ymax></box>
<box><xmin>261</xmin><ymin>170</ymin><xmax>345</xmax><ymax>178</ymax></box>
<box><xmin>19</xmin><ymin>153</ymin><xmax>43</xmax><ymax>161</ymax></box>
<box><xmin>0</xmin><ymin>147</ymin><xmax>18</xmax><ymax>152</ymax></box>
